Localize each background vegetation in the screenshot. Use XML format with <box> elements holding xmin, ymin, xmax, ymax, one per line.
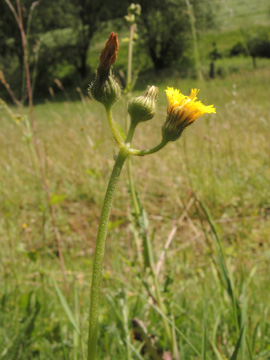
<box><xmin>0</xmin><ymin>0</ymin><xmax>270</xmax><ymax>359</ymax></box>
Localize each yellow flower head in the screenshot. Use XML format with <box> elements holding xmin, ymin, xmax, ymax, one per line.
<box><xmin>162</xmin><ymin>87</ymin><xmax>216</xmax><ymax>141</ymax></box>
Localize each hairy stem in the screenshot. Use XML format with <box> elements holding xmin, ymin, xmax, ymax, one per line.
<box><xmin>125</xmin><ymin>122</ymin><xmax>140</xmax><ymax>216</ymax></box>
<box><xmin>127</xmin><ymin>23</ymin><xmax>134</xmax><ymax>89</ymax></box>
<box><xmin>87</xmin><ymin>149</ymin><xmax>128</xmax><ymax>360</ymax></box>
<box><xmin>106</xmin><ymin>107</ymin><xmax>125</xmax><ymax>147</ymax></box>
<box><xmin>131</xmin><ymin>138</ymin><xmax>169</xmax><ymax>156</ymax></box>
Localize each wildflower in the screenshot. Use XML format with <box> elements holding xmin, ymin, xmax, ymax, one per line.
<box><xmin>89</xmin><ymin>32</ymin><xmax>121</xmax><ymax>109</ymax></box>
<box><xmin>128</xmin><ymin>85</ymin><xmax>158</xmax><ymax>124</ymax></box>
<box><xmin>13</xmin><ymin>114</ymin><xmax>24</xmax><ymax>122</ymax></box>
<box><xmin>162</xmin><ymin>87</ymin><xmax>216</xmax><ymax>142</ymax></box>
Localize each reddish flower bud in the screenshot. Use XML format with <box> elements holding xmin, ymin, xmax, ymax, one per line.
<box><xmin>99</xmin><ymin>32</ymin><xmax>119</xmax><ymax>71</ymax></box>
<box><xmin>89</xmin><ymin>32</ymin><xmax>121</xmax><ymax>108</ymax></box>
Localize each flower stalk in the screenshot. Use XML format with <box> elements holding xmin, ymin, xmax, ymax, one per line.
<box><xmin>87</xmin><ymin>149</ymin><xmax>128</xmax><ymax>360</ymax></box>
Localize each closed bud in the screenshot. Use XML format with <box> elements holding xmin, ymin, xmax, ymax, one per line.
<box><xmin>89</xmin><ymin>70</ymin><xmax>121</xmax><ymax>109</ymax></box>
<box><xmin>128</xmin><ymin>86</ymin><xmax>158</xmax><ymax>124</ymax></box>
<box><xmin>129</xmin><ymin>3</ymin><xmax>141</xmax><ymax>17</ymax></box>
<box><xmin>89</xmin><ymin>32</ymin><xmax>121</xmax><ymax>108</ymax></box>
<box><xmin>99</xmin><ymin>32</ymin><xmax>119</xmax><ymax>72</ymax></box>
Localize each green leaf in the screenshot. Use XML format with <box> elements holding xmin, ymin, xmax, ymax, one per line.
<box><xmin>53</xmin><ymin>279</ymin><xmax>81</xmax><ymax>336</ymax></box>
<box><xmin>108</xmin><ymin>219</ymin><xmax>125</xmax><ymax>231</ymax></box>
<box><xmin>27</xmin><ymin>249</ymin><xmax>39</xmax><ymax>262</ymax></box>
<box><xmin>87</xmin><ymin>168</ymin><xmax>101</xmax><ymax>178</ymax></box>
<box><xmin>210</xmin><ymin>341</ymin><xmax>224</xmax><ymax>360</ymax></box>
<box><xmin>230</xmin><ymin>327</ymin><xmax>245</xmax><ymax>360</ymax></box>
<box><xmin>50</xmin><ymin>193</ymin><xmax>66</xmax><ymax>205</ymax></box>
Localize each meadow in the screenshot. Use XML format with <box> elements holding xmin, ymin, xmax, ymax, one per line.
<box><xmin>1</xmin><ymin>0</ymin><xmax>270</xmax><ymax>356</ymax></box>
<box><xmin>1</xmin><ymin>61</ymin><xmax>270</xmax><ymax>359</ymax></box>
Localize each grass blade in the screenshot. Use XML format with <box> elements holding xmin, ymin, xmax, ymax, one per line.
<box><xmin>230</xmin><ymin>326</ymin><xmax>245</xmax><ymax>360</ymax></box>
<box><xmin>210</xmin><ymin>341</ymin><xmax>225</xmax><ymax>360</ymax></box>
<box><xmin>202</xmin><ymin>300</ymin><xmax>207</xmax><ymax>360</ymax></box>
<box><xmin>53</xmin><ymin>279</ymin><xmax>81</xmax><ymax>336</ymax></box>
<box><xmin>198</xmin><ymin>198</ymin><xmax>240</xmax><ymax>332</ymax></box>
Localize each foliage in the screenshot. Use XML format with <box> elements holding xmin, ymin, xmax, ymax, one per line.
<box><xmin>136</xmin><ymin>0</ymin><xmax>217</xmax><ymax>71</ymax></box>
<box><xmin>0</xmin><ymin>0</ymin><xmax>130</xmax><ymax>98</ymax></box>
<box><xmin>248</xmin><ymin>36</ymin><xmax>270</xmax><ymax>59</ymax></box>
<box><xmin>229</xmin><ymin>29</ymin><xmax>270</xmax><ymax>70</ymax></box>
<box><xmin>229</xmin><ymin>42</ymin><xmax>248</xmax><ymax>57</ymax></box>
<box><xmin>66</xmin><ymin>0</ymin><xmax>129</xmax><ymax>79</ymax></box>
<box><xmin>137</xmin><ymin>0</ymin><xmax>189</xmax><ymax>71</ymax></box>
<box><xmin>0</xmin><ymin>0</ymin><xmax>219</xmax><ymax>98</ymax></box>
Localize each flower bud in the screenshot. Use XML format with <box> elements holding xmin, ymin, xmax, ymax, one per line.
<box><xmin>89</xmin><ymin>70</ymin><xmax>121</xmax><ymax>109</ymax></box>
<box><xmin>128</xmin><ymin>86</ymin><xmax>158</xmax><ymax>124</ymax></box>
<box><xmin>89</xmin><ymin>32</ymin><xmax>121</xmax><ymax>108</ymax></box>
<box><xmin>99</xmin><ymin>32</ymin><xmax>119</xmax><ymax>72</ymax></box>
<box><xmin>129</xmin><ymin>3</ymin><xmax>141</xmax><ymax>17</ymax></box>
<box><xmin>125</xmin><ymin>4</ymin><xmax>141</xmax><ymax>24</ymax></box>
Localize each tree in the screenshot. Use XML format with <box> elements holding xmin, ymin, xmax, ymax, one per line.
<box><xmin>137</xmin><ymin>0</ymin><xmax>189</xmax><ymax>71</ymax></box>
<box><xmin>0</xmin><ymin>0</ymin><xmax>75</xmax><ymax>97</ymax></box>
<box><xmin>0</xmin><ymin>0</ymin><xmax>130</xmax><ymax>96</ymax></box>
<box><xmin>69</xmin><ymin>0</ymin><xmax>130</xmax><ymax>79</ymax></box>
<box><xmin>248</xmin><ymin>36</ymin><xmax>270</xmax><ymax>68</ymax></box>
<box><xmin>137</xmin><ymin>0</ymin><xmax>217</xmax><ymax>72</ymax></box>
<box><xmin>229</xmin><ymin>30</ymin><xmax>270</xmax><ymax>69</ymax></box>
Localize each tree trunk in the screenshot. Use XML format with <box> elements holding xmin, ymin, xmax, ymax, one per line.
<box><xmin>252</xmin><ymin>56</ymin><xmax>256</xmax><ymax>69</ymax></box>
<box><xmin>209</xmin><ymin>61</ymin><xmax>215</xmax><ymax>78</ymax></box>
<box><xmin>78</xmin><ymin>47</ymin><xmax>88</xmax><ymax>79</ymax></box>
<box><xmin>149</xmin><ymin>47</ymin><xmax>166</xmax><ymax>71</ymax></box>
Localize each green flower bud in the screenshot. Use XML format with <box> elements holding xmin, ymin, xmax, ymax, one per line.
<box><xmin>129</xmin><ymin>3</ymin><xmax>141</xmax><ymax>16</ymax></box>
<box><xmin>128</xmin><ymin>86</ymin><xmax>158</xmax><ymax>124</ymax></box>
<box><xmin>89</xmin><ymin>69</ymin><xmax>121</xmax><ymax>109</ymax></box>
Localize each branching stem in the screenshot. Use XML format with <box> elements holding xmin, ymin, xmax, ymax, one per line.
<box><xmin>106</xmin><ymin>107</ymin><xmax>125</xmax><ymax>147</ymax></box>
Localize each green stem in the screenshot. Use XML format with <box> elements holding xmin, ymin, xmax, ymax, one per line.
<box><xmin>185</xmin><ymin>0</ymin><xmax>203</xmax><ymax>81</ymax></box>
<box><xmin>106</xmin><ymin>108</ymin><xmax>125</xmax><ymax>147</ymax></box>
<box><xmin>125</xmin><ymin>121</ymin><xmax>137</xmax><ymax>144</ymax></box>
<box><xmin>144</xmin><ymin>231</ymin><xmax>173</xmax><ymax>350</ymax></box>
<box><xmin>125</xmin><ymin>126</ymin><xmax>172</xmax><ymax>347</ymax></box>
<box><xmin>125</xmin><ymin>122</ymin><xmax>140</xmax><ymax>217</ymax></box>
<box><xmin>131</xmin><ymin>138</ymin><xmax>168</xmax><ymax>156</ymax></box>
<box><xmin>125</xmin><ymin>21</ymin><xmax>141</xmax><ymax>222</ymax></box>
<box><xmin>127</xmin><ymin>23</ymin><xmax>134</xmax><ymax>91</ymax></box>
<box><xmin>125</xmin><ymin>21</ymin><xmax>139</xmax><ymax>218</ymax></box>
<box><xmin>127</xmin><ymin>160</ymin><xmax>140</xmax><ymax>216</ymax></box>
<box><xmin>106</xmin><ymin>106</ymin><xmax>168</xmax><ymax>157</ymax></box>
<box><xmin>87</xmin><ymin>149</ymin><xmax>128</xmax><ymax>360</ymax></box>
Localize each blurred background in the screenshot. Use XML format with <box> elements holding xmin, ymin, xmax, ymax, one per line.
<box><xmin>0</xmin><ymin>0</ymin><xmax>270</xmax><ymax>99</ymax></box>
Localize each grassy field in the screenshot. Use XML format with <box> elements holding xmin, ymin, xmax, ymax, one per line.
<box><xmin>1</xmin><ymin>0</ymin><xmax>270</xmax><ymax>357</ymax></box>
<box><xmin>1</xmin><ymin>60</ymin><xmax>270</xmax><ymax>359</ymax></box>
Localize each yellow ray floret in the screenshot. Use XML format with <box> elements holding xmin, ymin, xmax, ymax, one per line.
<box><xmin>165</xmin><ymin>87</ymin><xmax>216</xmax><ymax>124</ymax></box>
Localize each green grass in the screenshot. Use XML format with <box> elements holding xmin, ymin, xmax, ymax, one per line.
<box><xmin>1</xmin><ymin>63</ymin><xmax>270</xmax><ymax>358</ymax></box>
<box><xmin>215</xmin><ymin>0</ymin><xmax>270</xmax><ymax>30</ymax></box>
